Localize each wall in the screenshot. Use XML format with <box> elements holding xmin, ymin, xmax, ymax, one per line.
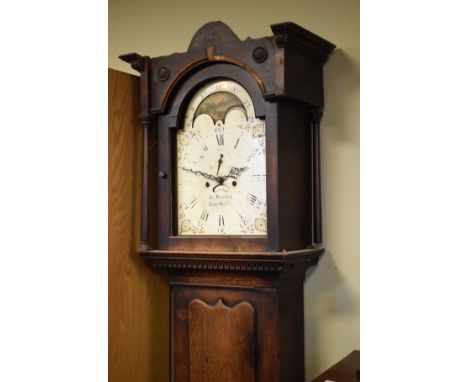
<box><xmin>109</xmin><ymin>0</ymin><xmax>359</xmax><ymax>379</ymax></box>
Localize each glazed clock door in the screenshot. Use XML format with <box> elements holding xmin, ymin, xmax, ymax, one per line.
<box><xmin>176</xmin><ymin>80</ymin><xmax>267</xmax><ymax>236</ymax></box>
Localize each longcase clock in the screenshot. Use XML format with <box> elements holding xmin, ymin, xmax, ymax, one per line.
<box><xmin>120</xmin><ymin>21</ymin><xmax>335</xmax><ymax>382</ymax></box>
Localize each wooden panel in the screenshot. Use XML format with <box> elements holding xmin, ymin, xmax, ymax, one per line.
<box><xmin>188</xmin><ymin>299</ymin><xmax>256</xmax><ymax>382</ymax></box>
<box><xmin>109</xmin><ymin>68</ymin><xmax>170</xmax><ymax>382</ymax></box>
<box><xmin>278</xmin><ymin>285</ymin><xmax>305</xmax><ymax>381</ymax></box>
<box><xmin>277</xmin><ymin>99</ymin><xmax>312</xmax><ymax>250</ymax></box>
<box><xmin>172</xmin><ymin>286</ymin><xmax>279</xmax><ymax>382</ymax></box>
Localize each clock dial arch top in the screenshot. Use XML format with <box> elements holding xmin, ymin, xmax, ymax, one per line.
<box><xmin>163</xmin><ymin>64</ymin><xmax>267</xmax><ymax>129</ymax></box>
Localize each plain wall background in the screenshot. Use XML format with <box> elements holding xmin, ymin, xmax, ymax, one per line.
<box><xmin>109</xmin><ymin>0</ymin><xmax>359</xmax><ymax>379</ymax></box>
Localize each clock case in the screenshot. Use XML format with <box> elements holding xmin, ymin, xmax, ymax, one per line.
<box><xmin>121</xmin><ymin>21</ymin><xmax>335</xmax><ymax>382</ymax></box>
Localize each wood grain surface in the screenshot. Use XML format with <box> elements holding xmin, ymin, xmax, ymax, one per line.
<box><xmin>188</xmin><ymin>299</ymin><xmax>256</xmax><ymax>382</ymax></box>
<box><xmin>172</xmin><ymin>286</ymin><xmax>280</xmax><ymax>382</ymax></box>
<box><xmin>109</xmin><ymin>68</ymin><xmax>169</xmax><ymax>382</ymax></box>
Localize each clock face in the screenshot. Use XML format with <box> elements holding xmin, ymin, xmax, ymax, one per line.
<box><xmin>176</xmin><ymin>80</ymin><xmax>267</xmax><ymax>235</ymax></box>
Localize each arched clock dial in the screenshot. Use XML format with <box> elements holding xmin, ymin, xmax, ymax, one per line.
<box><xmin>176</xmin><ymin>80</ymin><xmax>267</xmax><ymax>235</ymax></box>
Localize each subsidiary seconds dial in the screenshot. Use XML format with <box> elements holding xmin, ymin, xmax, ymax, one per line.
<box><xmin>176</xmin><ymin>80</ymin><xmax>267</xmax><ymax>235</ymax></box>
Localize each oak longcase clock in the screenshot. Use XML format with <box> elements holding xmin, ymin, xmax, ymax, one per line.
<box><xmin>121</xmin><ymin>21</ymin><xmax>335</xmax><ymax>382</ymax></box>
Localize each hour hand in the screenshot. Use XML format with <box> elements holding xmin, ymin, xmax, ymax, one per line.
<box><xmin>226</xmin><ymin>166</ymin><xmax>249</xmax><ymax>180</ymax></box>
<box><xmin>181</xmin><ymin>167</ymin><xmax>218</xmax><ymax>182</ymax></box>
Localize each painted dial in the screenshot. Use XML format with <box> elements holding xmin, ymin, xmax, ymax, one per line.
<box><xmin>176</xmin><ymin>80</ymin><xmax>267</xmax><ymax>235</ymax></box>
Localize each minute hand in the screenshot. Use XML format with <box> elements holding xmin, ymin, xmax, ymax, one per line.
<box><xmin>181</xmin><ymin>167</ymin><xmax>218</xmax><ymax>182</ymax></box>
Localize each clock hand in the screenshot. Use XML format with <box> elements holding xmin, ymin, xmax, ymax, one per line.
<box><xmin>182</xmin><ymin>165</ymin><xmax>248</xmax><ymax>192</ymax></box>
<box><xmin>212</xmin><ymin>166</ymin><xmax>248</xmax><ymax>192</ymax></box>
<box><xmin>212</xmin><ymin>180</ymin><xmax>226</xmax><ymax>193</ymax></box>
<box><xmin>181</xmin><ymin>167</ymin><xmax>218</xmax><ymax>182</ymax></box>
<box><xmin>216</xmin><ymin>154</ymin><xmax>223</xmax><ymax>175</ymax></box>
<box><xmin>225</xmin><ymin>166</ymin><xmax>249</xmax><ymax>180</ymax></box>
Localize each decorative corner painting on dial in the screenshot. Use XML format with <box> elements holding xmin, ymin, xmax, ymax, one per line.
<box><xmin>176</xmin><ymin>80</ymin><xmax>267</xmax><ymax>236</ymax></box>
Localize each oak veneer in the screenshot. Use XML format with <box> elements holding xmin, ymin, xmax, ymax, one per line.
<box><xmin>188</xmin><ymin>299</ymin><xmax>256</xmax><ymax>382</ymax></box>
